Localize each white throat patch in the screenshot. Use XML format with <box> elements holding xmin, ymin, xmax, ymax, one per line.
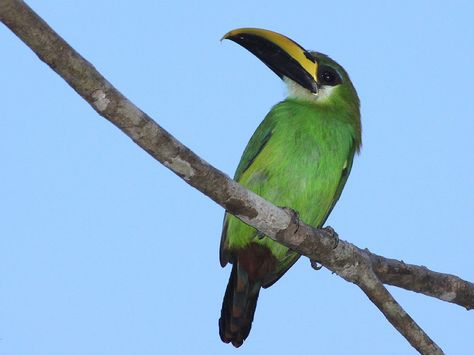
<box><xmin>284</xmin><ymin>77</ymin><xmax>335</xmax><ymax>102</ymax></box>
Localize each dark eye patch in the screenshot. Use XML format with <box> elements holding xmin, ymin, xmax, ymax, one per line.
<box><xmin>317</xmin><ymin>65</ymin><xmax>342</xmax><ymax>86</ymax></box>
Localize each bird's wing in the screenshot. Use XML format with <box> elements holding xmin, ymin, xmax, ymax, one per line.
<box><xmin>233</xmin><ymin>120</ymin><xmax>274</xmax><ymax>182</ymax></box>
<box><xmin>262</xmin><ymin>141</ymin><xmax>357</xmax><ymax>288</ymax></box>
<box><xmin>219</xmin><ymin>113</ymin><xmax>276</xmax><ymax>267</ymax></box>
<box><xmin>320</xmin><ymin>142</ymin><xmax>357</xmax><ymax>227</ymax></box>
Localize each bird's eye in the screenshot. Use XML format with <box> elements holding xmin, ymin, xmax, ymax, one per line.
<box><xmin>317</xmin><ymin>65</ymin><xmax>342</xmax><ymax>86</ymax></box>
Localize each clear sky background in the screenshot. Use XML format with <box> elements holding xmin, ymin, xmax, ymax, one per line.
<box><xmin>1</xmin><ymin>1</ymin><xmax>473</xmax><ymax>354</ymax></box>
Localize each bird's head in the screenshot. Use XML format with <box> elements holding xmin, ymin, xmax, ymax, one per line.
<box><xmin>222</xmin><ymin>28</ymin><xmax>360</xmax><ymax>116</ymax></box>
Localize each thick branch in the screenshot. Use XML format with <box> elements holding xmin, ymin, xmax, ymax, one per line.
<box><xmin>3</xmin><ymin>0</ymin><xmax>472</xmax><ymax>353</ymax></box>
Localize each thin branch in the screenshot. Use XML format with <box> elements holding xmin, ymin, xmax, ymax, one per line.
<box><xmin>276</xmin><ymin>217</ymin><xmax>444</xmax><ymax>354</ymax></box>
<box><xmin>347</xmin><ymin>255</ymin><xmax>437</xmax><ymax>354</ymax></box>
<box><xmin>3</xmin><ymin>0</ymin><xmax>471</xmax><ymax>353</ymax></box>
<box><xmin>371</xmin><ymin>255</ymin><xmax>474</xmax><ymax>310</ymax></box>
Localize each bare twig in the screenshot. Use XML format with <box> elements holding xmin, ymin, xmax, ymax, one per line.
<box><xmin>371</xmin><ymin>255</ymin><xmax>474</xmax><ymax>310</ymax></box>
<box><xmin>3</xmin><ymin>0</ymin><xmax>471</xmax><ymax>353</ymax></box>
<box><xmin>275</xmin><ymin>216</ymin><xmax>444</xmax><ymax>354</ymax></box>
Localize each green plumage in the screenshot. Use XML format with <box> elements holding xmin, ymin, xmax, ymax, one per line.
<box><xmin>219</xmin><ymin>50</ymin><xmax>361</xmax><ymax>347</ymax></box>
<box><xmin>221</xmin><ymin>95</ymin><xmax>358</xmax><ymax>275</ymax></box>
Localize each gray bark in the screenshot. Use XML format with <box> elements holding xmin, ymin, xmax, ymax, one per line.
<box><xmin>3</xmin><ymin>0</ymin><xmax>473</xmax><ymax>353</ymax></box>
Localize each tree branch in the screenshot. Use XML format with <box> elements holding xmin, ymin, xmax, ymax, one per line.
<box><xmin>2</xmin><ymin>0</ymin><xmax>472</xmax><ymax>353</ymax></box>
<box><xmin>371</xmin><ymin>255</ymin><xmax>474</xmax><ymax>310</ymax></box>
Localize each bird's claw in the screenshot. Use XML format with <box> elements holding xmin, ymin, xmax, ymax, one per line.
<box><xmin>310</xmin><ymin>260</ymin><xmax>323</xmax><ymax>270</ymax></box>
<box><xmin>324</xmin><ymin>226</ymin><xmax>339</xmax><ymax>249</ymax></box>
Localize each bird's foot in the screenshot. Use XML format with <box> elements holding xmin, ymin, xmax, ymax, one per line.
<box><xmin>310</xmin><ymin>260</ymin><xmax>323</xmax><ymax>270</ymax></box>
<box><xmin>324</xmin><ymin>226</ymin><xmax>339</xmax><ymax>249</ymax></box>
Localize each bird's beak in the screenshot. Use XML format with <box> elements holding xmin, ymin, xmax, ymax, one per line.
<box><xmin>222</xmin><ymin>28</ymin><xmax>319</xmax><ymax>94</ymax></box>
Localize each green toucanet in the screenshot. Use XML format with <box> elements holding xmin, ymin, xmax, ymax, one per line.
<box><xmin>219</xmin><ymin>28</ymin><xmax>362</xmax><ymax>347</ymax></box>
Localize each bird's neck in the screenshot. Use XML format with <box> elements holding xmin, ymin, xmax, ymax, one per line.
<box><xmin>284</xmin><ymin>77</ymin><xmax>335</xmax><ymax>103</ymax></box>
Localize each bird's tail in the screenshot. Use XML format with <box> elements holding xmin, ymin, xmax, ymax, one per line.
<box><xmin>219</xmin><ymin>262</ymin><xmax>261</xmax><ymax>348</ymax></box>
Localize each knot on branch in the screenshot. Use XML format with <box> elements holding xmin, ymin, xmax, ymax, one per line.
<box><xmin>334</xmin><ymin>247</ymin><xmax>376</xmax><ymax>285</ymax></box>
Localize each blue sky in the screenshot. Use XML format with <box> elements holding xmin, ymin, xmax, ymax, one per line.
<box><xmin>1</xmin><ymin>1</ymin><xmax>473</xmax><ymax>354</ymax></box>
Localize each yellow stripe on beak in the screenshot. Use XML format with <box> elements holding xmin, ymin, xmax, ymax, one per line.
<box><xmin>223</xmin><ymin>28</ymin><xmax>319</xmax><ymax>93</ymax></box>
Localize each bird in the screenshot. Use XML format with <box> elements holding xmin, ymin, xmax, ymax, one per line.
<box><xmin>219</xmin><ymin>28</ymin><xmax>361</xmax><ymax>348</ymax></box>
